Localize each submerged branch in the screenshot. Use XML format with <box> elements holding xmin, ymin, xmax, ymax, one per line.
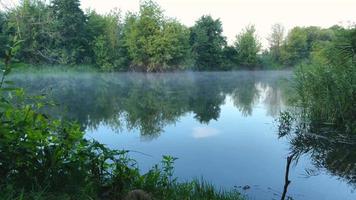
<box><xmin>281</xmin><ymin>152</ymin><xmax>297</xmax><ymax>200</ymax></box>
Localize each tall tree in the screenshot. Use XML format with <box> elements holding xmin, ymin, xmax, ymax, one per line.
<box><xmin>6</xmin><ymin>0</ymin><xmax>53</xmax><ymax>63</ymax></box>
<box><xmin>235</xmin><ymin>25</ymin><xmax>261</xmax><ymax>67</ymax></box>
<box><xmin>268</xmin><ymin>23</ymin><xmax>285</xmax><ymax>63</ymax></box>
<box><xmin>190</xmin><ymin>15</ymin><xmax>226</xmax><ymax>70</ymax></box>
<box><xmin>281</xmin><ymin>26</ymin><xmax>333</xmax><ymax>65</ymax></box>
<box><xmin>87</xmin><ymin>10</ymin><xmax>128</xmax><ymax>71</ymax></box>
<box><xmin>51</xmin><ymin>0</ymin><xmax>87</xmax><ymax>64</ymax></box>
<box><xmin>0</xmin><ymin>11</ymin><xmax>7</xmax><ymax>58</ymax></box>
<box><xmin>123</xmin><ymin>0</ymin><xmax>190</xmax><ymax>71</ymax></box>
<box><xmin>150</xmin><ymin>20</ymin><xmax>190</xmax><ymax>70</ymax></box>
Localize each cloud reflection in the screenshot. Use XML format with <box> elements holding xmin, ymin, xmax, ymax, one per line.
<box><xmin>192</xmin><ymin>127</ymin><xmax>220</xmax><ymax>139</ymax></box>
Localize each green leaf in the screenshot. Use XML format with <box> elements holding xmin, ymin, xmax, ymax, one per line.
<box><xmin>0</xmin><ymin>102</ymin><xmax>11</xmax><ymax>109</ymax></box>
<box><xmin>0</xmin><ymin>87</ymin><xmax>18</xmax><ymax>92</ymax></box>
<box><xmin>4</xmin><ymin>81</ymin><xmax>15</xmax><ymax>85</ymax></box>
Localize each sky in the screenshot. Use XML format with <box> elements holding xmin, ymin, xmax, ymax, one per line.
<box><xmin>2</xmin><ymin>0</ymin><xmax>356</xmax><ymax>47</ymax></box>
<box><xmin>79</xmin><ymin>0</ymin><xmax>356</xmax><ymax>47</ymax></box>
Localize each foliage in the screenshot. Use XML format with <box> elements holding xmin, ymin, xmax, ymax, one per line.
<box><xmin>0</xmin><ymin>11</ymin><xmax>8</xmax><ymax>58</ymax></box>
<box><xmin>92</xmin><ymin>35</ymin><xmax>114</xmax><ymax>71</ymax></box>
<box><xmin>222</xmin><ymin>46</ymin><xmax>238</xmax><ymax>70</ymax></box>
<box><xmin>259</xmin><ymin>50</ymin><xmax>282</xmax><ymax>69</ymax></box>
<box><xmin>1</xmin><ymin>0</ymin><xmax>353</xmax><ymax>72</ymax></box>
<box><xmin>190</xmin><ymin>15</ymin><xmax>226</xmax><ymax>70</ymax></box>
<box><xmin>267</xmin><ymin>23</ymin><xmax>285</xmax><ymax>65</ymax></box>
<box><xmin>50</xmin><ymin>0</ymin><xmax>88</xmax><ymax>64</ymax></box>
<box><xmin>153</xmin><ymin>20</ymin><xmax>190</xmax><ymax>70</ymax></box>
<box><xmin>87</xmin><ymin>10</ymin><xmax>129</xmax><ymax>71</ymax></box>
<box><xmin>5</xmin><ymin>0</ymin><xmax>53</xmax><ymax>63</ymax></box>
<box><xmin>234</xmin><ymin>25</ymin><xmax>261</xmax><ymax>68</ymax></box>
<box><xmin>281</xmin><ymin>26</ymin><xmax>334</xmax><ymax>66</ymax></box>
<box><xmin>293</xmin><ymin>27</ymin><xmax>356</xmax><ymax>134</ymax></box>
<box><xmin>260</xmin><ymin>25</ymin><xmax>337</xmax><ymax>68</ymax></box>
<box><xmin>122</xmin><ymin>0</ymin><xmax>190</xmax><ymax>72</ymax></box>
<box><xmin>282</xmin><ymin>27</ymin><xmax>309</xmax><ymax>66</ymax></box>
<box><xmin>3</xmin><ymin>0</ymin><xmax>353</xmax><ymax>72</ymax></box>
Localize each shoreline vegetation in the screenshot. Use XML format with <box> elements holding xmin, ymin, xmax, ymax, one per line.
<box><xmin>0</xmin><ymin>0</ymin><xmax>355</xmax><ymax>199</ymax></box>
<box><xmin>0</xmin><ymin>0</ymin><xmax>354</xmax><ymax>72</ymax></box>
<box><xmin>9</xmin><ymin>64</ymin><xmax>296</xmax><ymax>74</ymax></box>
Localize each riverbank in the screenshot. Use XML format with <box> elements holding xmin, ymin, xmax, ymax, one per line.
<box><xmin>9</xmin><ymin>62</ymin><xmax>295</xmax><ymax>74</ymax></box>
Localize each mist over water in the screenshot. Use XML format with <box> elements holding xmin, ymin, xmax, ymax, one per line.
<box><xmin>11</xmin><ymin>71</ymin><xmax>356</xmax><ymax>200</ymax></box>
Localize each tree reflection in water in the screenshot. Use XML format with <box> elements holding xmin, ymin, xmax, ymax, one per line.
<box><xmin>278</xmin><ymin>113</ymin><xmax>356</xmax><ymax>198</ymax></box>
<box><xmin>12</xmin><ymin>71</ymin><xmax>290</xmax><ymax>138</ymax></box>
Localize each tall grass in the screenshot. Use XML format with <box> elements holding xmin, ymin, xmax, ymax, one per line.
<box><xmin>293</xmin><ymin>28</ymin><xmax>355</xmax><ymax>134</ymax></box>
<box><xmin>11</xmin><ymin>63</ymin><xmax>98</xmax><ymax>73</ymax></box>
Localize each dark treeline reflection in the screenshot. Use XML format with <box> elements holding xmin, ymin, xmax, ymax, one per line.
<box><xmin>278</xmin><ymin>118</ymin><xmax>356</xmax><ymax>192</ymax></box>
<box><xmin>12</xmin><ymin>71</ymin><xmax>291</xmax><ymax>137</ymax></box>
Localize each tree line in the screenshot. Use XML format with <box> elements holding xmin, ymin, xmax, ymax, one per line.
<box><xmin>0</xmin><ymin>0</ymin><xmax>354</xmax><ymax>71</ymax></box>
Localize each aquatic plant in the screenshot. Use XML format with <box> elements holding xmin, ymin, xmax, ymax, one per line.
<box><xmin>293</xmin><ymin>27</ymin><xmax>356</xmax><ymax>134</ymax></box>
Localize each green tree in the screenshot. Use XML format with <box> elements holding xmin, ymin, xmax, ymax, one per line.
<box><xmin>0</xmin><ymin>11</ymin><xmax>7</xmax><ymax>58</ymax></box>
<box><xmin>222</xmin><ymin>46</ymin><xmax>238</xmax><ymax>70</ymax></box>
<box><xmin>149</xmin><ymin>20</ymin><xmax>190</xmax><ymax>70</ymax></box>
<box><xmin>50</xmin><ymin>0</ymin><xmax>87</xmax><ymax>64</ymax></box>
<box><xmin>281</xmin><ymin>27</ymin><xmax>308</xmax><ymax>65</ymax></box>
<box><xmin>92</xmin><ymin>35</ymin><xmax>113</xmax><ymax>70</ymax></box>
<box><xmin>5</xmin><ymin>0</ymin><xmax>53</xmax><ymax>63</ymax></box>
<box><xmin>235</xmin><ymin>25</ymin><xmax>261</xmax><ymax>67</ymax></box>
<box><xmin>123</xmin><ymin>1</ymin><xmax>190</xmax><ymax>71</ymax></box>
<box><xmin>281</xmin><ymin>26</ymin><xmax>333</xmax><ymax>66</ymax></box>
<box><xmin>267</xmin><ymin>23</ymin><xmax>285</xmax><ymax>64</ymax></box>
<box><xmin>190</xmin><ymin>15</ymin><xmax>226</xmax><ymax>70</ymax></box>
<box><xmin>87</xmin><ymin>10</ymin><xmax>129</xmax><ymax>71</ymax></box>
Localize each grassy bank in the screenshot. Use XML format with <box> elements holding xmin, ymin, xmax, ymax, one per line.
<box><xmin>10</xmin><ymin>63</ymin><xmax>99</xmax><ymax>73</ymax></box>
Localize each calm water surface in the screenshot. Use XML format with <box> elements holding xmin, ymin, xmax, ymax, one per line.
<box><xmin>13</xmin><ymin>71</ymin><xmax>355</xmax><ymax>200</ymax></box>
